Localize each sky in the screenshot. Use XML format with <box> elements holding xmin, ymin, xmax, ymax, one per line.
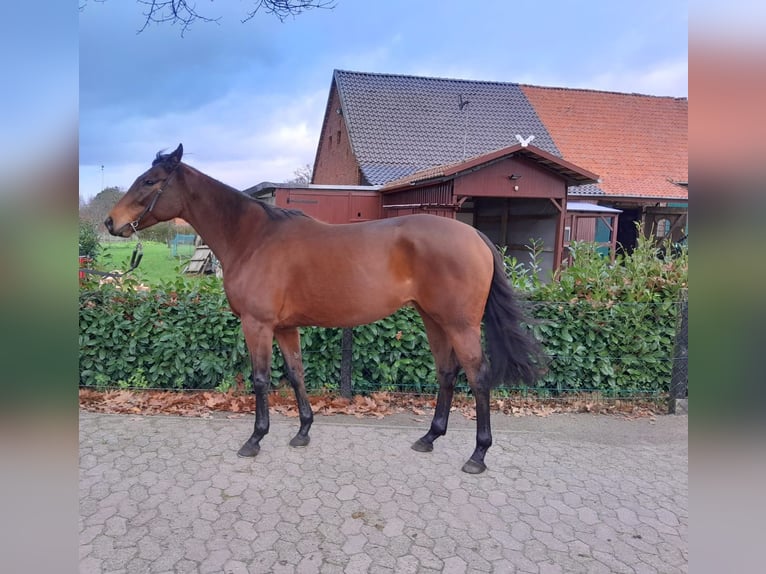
<box><xmin>78</xmin><ymin>0</ymin><xmax>688</xmax><ymax>201</ymax></box>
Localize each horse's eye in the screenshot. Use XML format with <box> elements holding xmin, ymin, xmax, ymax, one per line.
<box><xmin>143</xmin><ymin>179</ymin><xmax>156</xmax><ymax>186</ymax></box>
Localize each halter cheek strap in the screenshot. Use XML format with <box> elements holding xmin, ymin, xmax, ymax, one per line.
<box><xmin>128</xmin><ymin>166</ymin><xmax>177</xmax><ymax>232</ymax></box>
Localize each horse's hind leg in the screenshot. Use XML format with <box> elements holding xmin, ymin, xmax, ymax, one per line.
<box><xmin>412</xmin><ymin>315</ymin><xmax>460</xmax><ymax>453</ymax></box>
<box><xmin>450</xmin><ymin>327</ymin><xmax>493</xmax><ymax>474</ymax></box>
<box><xmin>275</xmin><ymin>327</ymin><xmax>313</xmax><ymax>447</ymax></box>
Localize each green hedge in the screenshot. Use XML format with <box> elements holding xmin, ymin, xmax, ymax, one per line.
<box><xmin>79</xmin><ymin>232</ymin><xmax>687</xmax><ymax>396</ymax></box>
<box><xmin>528</xmin><ymin>300</ymin><xmax>679</xmax><ymax>395</ymax></box>
<box><xmin>79</xmin><ymin>279</ymin><xmax>247</xmax><ymax>390</ymax></box>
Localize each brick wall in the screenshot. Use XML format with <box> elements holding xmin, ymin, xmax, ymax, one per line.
<box><xmin>312</xmin><ymin>86</ymin><xmax>362</xmax><ymax>185</ymax></box>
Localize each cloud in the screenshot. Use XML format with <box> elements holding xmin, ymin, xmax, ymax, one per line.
<box><xmin>79</xmin><ymin>1</ymin><xmax>279</xmax><ymax>114</ymax></box>
<box><xmin>79</xmin><ymin>88</ymin><xmax>327</xmax><ymax>199</ymax></box>
<box><xmin>586</xmin><ymin>58</ymin><xmax>688</xmax><ymax>97</ymax></box>
<box><xmin>79</xmin><ymin>0</ymin><xmax>689</xmax><ymax>201</ymax></box>
<box><xmin>335</xmin><ymin>33</ymin><xmax>404</xmax><ymax>73</ymax></box>
<box><xmin>511</xmin><ymin>57</ymin><xmax>688</xmax><ymax>98</ymax></box>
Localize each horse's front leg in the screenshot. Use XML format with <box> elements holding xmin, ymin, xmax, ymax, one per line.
<box><xmin>275</xmin><ymin>327</ymin><xmax>313</xmax><ymax>447</ymax></box>
<box><xmin>237</xmin><ymin>318</ymin><xmax>274</xmax><ymax>458</ymax></box>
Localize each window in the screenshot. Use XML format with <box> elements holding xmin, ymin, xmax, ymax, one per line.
<box><xmin>337</xmin><ymin>130</ymin><xmax>342</xmax><ymax>145</ymax></box>
<box><xmin>656</xmin><ymin>218</ymin><xmax>671</xmax><ymax>238</ymax></box>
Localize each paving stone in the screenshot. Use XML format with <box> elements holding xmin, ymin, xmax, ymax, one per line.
<box><xmin>80</xmin><ymin>411</ymin><xmax>687</xmax><ymax>573</ymax></box>
<box><xmin>442</xmin><ymin>555</ymin><xmax>468</xmax><ymax>574</ymax></box>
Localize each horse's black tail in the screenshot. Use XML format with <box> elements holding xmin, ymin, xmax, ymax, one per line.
<box><xmin>478</xmin><ymin>231</ymin><xmax>542</xmax><ymax>387</ymax></box>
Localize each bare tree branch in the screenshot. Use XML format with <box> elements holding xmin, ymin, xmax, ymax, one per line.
<box><xmin>287</xmin><ymin>163</ymin><xmax>313</xmax><ymax>184</ymax></box>
<box><xmin>82</xmin><ymin>1</ymin><xmax>336</xmax><ymax>36</ymax></box>
<box><xmin>242</xmin><ymin>0</ymin><xmax>337</xmax><ymax>24</ymax></box>
<box><xmin>136</xmin><ymin>1</ymin><xmax>219</xmax><ymax>36</ymax></box>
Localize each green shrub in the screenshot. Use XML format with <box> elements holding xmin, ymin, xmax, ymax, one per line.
<box><xmin>79</xmin><ymin>230</ymin><xmax>687</xmax><ymax>396</ymax></box>
<box><xmin>79</xmin><ymin>219</ymin><xmax>101</xmax><ymax>260</ymax></box>
<box><xmin>79</xmin><ymin>277</ymin><xmax>248</xmax><ymax>390</ymax></box>
<box><xmin>352</xmin><ymin>307</ymin><xmax>436</xmax><ymax>394</ymax></box>
<box><xmin>528</xmin><ymin>299</ymin><xmax>679</xmax><ymax>395</ymax></box>
<box><xmin>518</xmin><ymin>227</ymin><xmax>687</xmax><ymax>395</ymax></box>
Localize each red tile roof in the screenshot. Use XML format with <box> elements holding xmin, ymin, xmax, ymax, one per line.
<box><xmin>521</xmin><ymin>86</ymin><xmax>688</xmax><ymax>200</ymax></box>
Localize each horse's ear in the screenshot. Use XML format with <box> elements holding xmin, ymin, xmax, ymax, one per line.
<box><xmin>169</xmin><ymin>143</ymin><xmax>183</xmax><ymax>165</ymax></box>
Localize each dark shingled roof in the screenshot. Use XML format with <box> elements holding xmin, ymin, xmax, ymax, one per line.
<box><xmin>359</xmin><ymin>163</ymin><xmax>417</xmax><ymax>185</ymax></box>
<box><xmin>334</xmin><ymin>69</ymin><xmax>565</xmax><ymax>187</ymax></box>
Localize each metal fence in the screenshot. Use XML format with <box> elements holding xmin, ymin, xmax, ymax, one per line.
<box><xmin>668</xmin><ymin>294</ymin><xmax>688</xmax><ymax>413</ymax></box>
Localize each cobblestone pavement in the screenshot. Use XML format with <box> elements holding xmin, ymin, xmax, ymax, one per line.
<box><xmin>80</xmin><ymin>410</ymin><xmax>687</xmax><ymax>573</ymax></box>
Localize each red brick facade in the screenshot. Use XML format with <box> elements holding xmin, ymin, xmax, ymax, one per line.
<box><xmin>312</xmin><ymin>86</ymin><xmax>361</xmax><ymax>185</ymax></box>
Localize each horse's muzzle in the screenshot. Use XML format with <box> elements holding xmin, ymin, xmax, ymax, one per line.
<box><xmin>104</xmin><ymin>216</ymin><xmax>133</xmax><ymax>237</ymax></box>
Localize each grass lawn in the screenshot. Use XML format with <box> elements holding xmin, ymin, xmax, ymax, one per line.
<box><xmin>96</xmin><ymin>240</ymin><xmax>198</xmax><ymax>285</ymax></box>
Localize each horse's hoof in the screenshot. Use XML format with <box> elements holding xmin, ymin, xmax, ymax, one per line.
<box><xmin>237</xmin><ymin>441</ymin><xmax>260</xmax><ymax>457</ymax></box>
<box><xmin>411</xmin><ymin>439</ymin><xmax>434</xmax><ymax>453</ymax></box>
<box><xmin>461</xmin><ymin>459</ymin><xmax>487</xmax><ymax>474</ymax></box>
<box><xmin>289</xmin><ymin>434</ymin><xmax>310</xmax><ymax>447</ymax></box>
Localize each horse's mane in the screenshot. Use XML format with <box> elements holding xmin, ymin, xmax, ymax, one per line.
<box><xmin>152</xmin><ymin>150</ymin><xmax>174</xmax><ymax>167</ymax></box>
<box><xmin>151</xmin><ymin>148</ymin><xmax>309</xmax><ymax>221</ymax></box>
<box><xmin>257</xmin><ymin>199</ymin><xmax>311</xmax><ymax>221</ymax></box>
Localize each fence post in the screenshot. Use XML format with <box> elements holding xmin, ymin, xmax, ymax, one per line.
<box><xmin>340</xmin><ymin>328</ymin><xmax>353</xmax><ymax>399</ymax></box>
<box><xmin>668</xmin><ymin>289</ymin><xmax>688</xmax><ymax>414</ymax></box>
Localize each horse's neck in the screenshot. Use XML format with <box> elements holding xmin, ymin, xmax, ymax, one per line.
<box><xmin>178</xmin><ymin>167</ymin><xmax>265</xmax><ymax>269</ymax></box>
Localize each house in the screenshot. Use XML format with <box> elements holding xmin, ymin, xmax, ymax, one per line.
<box><xmin>310</xmin><ymin>70</ymin><xmax>687</xmax><ymax>262</ymax></box>
<box><xmin>520</xmin><ymin>83</ymin><xmax>688</xmax><ymax>251</ymax></box>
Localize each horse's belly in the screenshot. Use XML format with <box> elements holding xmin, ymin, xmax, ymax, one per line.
<box><xmin>281</xmin><ymin>283</ymin><xmax>410</xmax><ymax>329</ymax></box>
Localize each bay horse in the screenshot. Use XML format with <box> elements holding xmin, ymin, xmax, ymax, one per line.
<box><xmin>105</xmin><ymin>144</ymin><xmax>540</xmax><ymax>473</ymax></box>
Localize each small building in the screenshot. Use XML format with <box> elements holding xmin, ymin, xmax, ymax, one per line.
<box><xmin>246</xmin><ymin>182</ymin><xmax>381</xmax><ymax>224</ymax></box>
<box><xmin>310</xmin><ymin>70</ymin><xmax>687</xmax><ymax>260</ymax></box>
<box><xmin>564</xmin><ymin>202</ymin><xmax>622</xmax><ymax>263</ymax></box>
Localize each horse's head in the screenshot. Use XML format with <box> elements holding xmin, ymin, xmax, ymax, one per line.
<box><xmin>105</xmin><ymin>143</ymin><xmax>185</xmax><ymax>237</ymax></box>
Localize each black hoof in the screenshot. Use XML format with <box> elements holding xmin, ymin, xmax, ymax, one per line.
<box><xmin>237</xmin><ymin>440</ymin><xmax>261</xmax><ymax>458</ymax></box>
<box><xmin>411</xmin><ymin>439</ymin><xmax>434</xmax><ymax>453</ymax></box>
<box><xmin>461</xmin><ymin>459</ymin><xmax>487</xmax><ymax>474</ymax></box>
<box><xmin>289</xmin><ymin>434</ymin><xmax>310</xmax><ymax>447</ymax></box>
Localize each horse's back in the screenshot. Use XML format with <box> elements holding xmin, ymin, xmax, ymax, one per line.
<box><xmin>386</xmin><ymin>214</ymin><xmax>492</xmax><ymax>269</ymax></box>
<box><xmin>309</xmin><ymin>212</ymin><xmax>494</xmax><ymax>293</ymax></box>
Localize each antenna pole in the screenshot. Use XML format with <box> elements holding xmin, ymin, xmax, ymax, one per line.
<box><xmin>459</xmin><ymin>95</ymin><xmax>470</xmax><ymax>160</ymax></box>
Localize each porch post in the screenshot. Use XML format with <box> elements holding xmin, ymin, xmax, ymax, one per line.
<box><xmin>340</xmin><ymin>328</ymin><xmax>354</xmax><ymax>398</ymax></box>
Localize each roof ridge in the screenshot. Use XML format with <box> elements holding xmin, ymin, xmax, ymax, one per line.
<box><xmin>334</xmin><ymin>69</ymin><xmax>687</xmax><ymax>100</ymax></box>
<box><xmin>334</xmin><ymin>68</ymin><xmax>521</xmax><ymax>88</ymax></box>
<box><xmin>520</xmin><ymin>82</ymin><xmax>688</xmax><ymax>101</ymax></box>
